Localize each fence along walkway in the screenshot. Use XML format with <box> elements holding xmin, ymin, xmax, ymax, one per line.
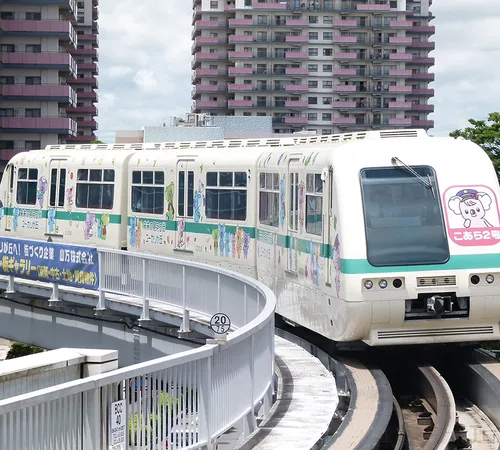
<box><xmin>0</xmin><ymin>242</ymin><xmax>276</xmax><ymax>450</ymax></box>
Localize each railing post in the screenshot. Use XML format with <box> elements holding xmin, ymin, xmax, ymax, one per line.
<box><xmin>96</xmin><ymin>250</ymin><xmax>105</xmax><ymax>311</ymax></box>
<box><xmin>139</xmin><ymin>258</ymin><xmax>149</xmax><ymax>322</ymax></box>
<box><xmin>179</xmin><ymin>265</ymin><xmax>191</xmax><ymax>334</ymax></box>
<box><xmin>6</xmin><ymin>275</ymin><xmax>15</xmax><ymax>294</ymax></box>
<box><xmin>244</xmin><ymin>333</ymin><xmax>257</xmax><ymax>437</ymax></box>
<box><xmin>217</xmin><ymin>273</ymin><xmax>220</xmax><ymax>312</ymax></box>
<box><xmin>199</xmin><ymin>356</ymin><xmax>213</xmax><ymax>450</ymax></box>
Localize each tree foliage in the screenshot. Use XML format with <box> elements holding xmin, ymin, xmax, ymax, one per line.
<box><xmin>6</xmin><ymin>342</ymin><xmax>44</xmax><ymax>359</ymax></box>
<box><xmin>90</xmin><ymin>140</ymin><xmax>105</xmax><ymax>144</ymax></box>
<box><xmin>449</xmin><ymin>112</ymin><xmax>500</xmax><ymax>174</ymax></box>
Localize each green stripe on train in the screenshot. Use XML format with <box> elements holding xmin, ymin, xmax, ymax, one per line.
<box><xmin>340</xmin><ymin>253</ymin><xmax>500</xmax><ymax>274</ymax></box>
<box><xmin>4</xmin><ymin>208</ymin><xmax>122</xmax><ymax>224</ymax></box>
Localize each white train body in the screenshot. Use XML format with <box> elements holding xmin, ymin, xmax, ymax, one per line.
<box><xmin>1</xmin><ymin>129</ymin><xmax>500</xmax><ymax>346</ymax></box>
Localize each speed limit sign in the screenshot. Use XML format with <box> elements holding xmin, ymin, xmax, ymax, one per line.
<box><xmin>209</xmin><ymin>313</ymin><xmax>231</xmax><ymax>334</ymax></box>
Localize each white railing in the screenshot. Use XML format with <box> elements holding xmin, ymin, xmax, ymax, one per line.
<box><xmin>0</xmin><ymin>247</ymin><xmax>276</xmax><ymax>450</ymax></box>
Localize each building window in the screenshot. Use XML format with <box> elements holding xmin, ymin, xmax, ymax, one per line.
<box><xmin>308</xmin><ymin>48</ymin><xmax>318</xmax><ymax>56</ymax></box>
<box><xmin>16</xmin><ymin>168</ymin><xmax>38</xmax><ymax>205</ymax></box>
<box><xmin>25</xmin><ymin>12</ymin><xmax>41</xmax><ymax>20</ymax></box>
<box><xmin>322</xmin><ymin>81</ymin><xmax>332</xmax><ymax>88</ymax></box>
<box><xmin>210</xmin><ymin>0</ymin><xmax>218</xmax><ymax>8</ymax></box>
<box><xmin>259</xmin><ymin>172</ymin><xmax>279</xmax><ymax>227</ymax></box>
<box><xmin>323</xmin><ymin>16</ymin><xmax>333</xmax><ymax>24</ymax></box>
<box><xmin>0</xmin><ymin>44</ymin><xmax>14</xmax><ymax>52</ymax></box>
<box><xmin>289</xmin><ymin>172</ymin><xmax>298</xmax><ymax>231</ymax></box>
<box><xmin>309</xmin><ymin>16</ymin><xmax>318</xmax><ymax>24</ymax></box>
<box><xmin>0</xmin><ymin>12</ymin><xmax>14</xmax><ymax>20</ymax></box>
<box><xmin>25</xmin><ymin>76</ymin><xmax>41</xmax><ymax>85</ymax></box>
<box><xmin>323</xmin><ymin>48</ymin><xmax>332</xmax><ymax>56</ymax></box>
<box><xmin>305</xmin><ymin>173</ymin><xmax>323</xmax><ymax>236</ymax></box>
<box><xmin>308</xmin><ymin>113</ymin><xmax>318</xmax><ymax>121</ymax></box>
<box><xmin>322</xmin><ymin>64</ymin><xmax>332</xmax><ymax>72</ymax></box>
<box><xmin>206</xmin><ymin>171</ymin><xmax>247</xmax><ymax>221</ymax></box>
<box><xmin>308</xmin><ymin>80</ymin><xmax>318</xmax><ymax>88</ymax></box>
<box><xmin>25</xmin><ymin>109</ymin><xmax>41</xmax><ymax>117</ymax></box>
<box><xmin>25</xmin><ymin>141</ymin><xmax>40</xmax><ymax>150</ymax></box>
<box><xmin>322</xmin><ymin>113</ymin><xmax>332</xmax><ymax>121</ymax></box>
<box><xmin>308</xmin><ymin>64</ymin><xmax>318</xmax><ymax>72</ymax></box>
<box><xmin>308</xmin><ymin>32</ymin><xmax>318</xmax><ymax>40</ymax></box>
<box><xmin>308</xmin><ymin>97</ymin><xmax>317</xmax><ymax>105</ymax></box>
<box><xmin>76</xmin><ymin>169</ymin><xmax>115</xmax><ymax>210</ymax></box>
<box><xmin>25</xmin><ymin>44</ymin><xmax>41</xmax><ymax>53</ymax></box>
<box><xmin>131</xmin><ymin>170</ymin><xmax>164</xmax><ymax>215</ymax></box>
<box><xmin>0</xmin><ymin>76</ymin><xmax>14</xmax><ymax>85</ymax></box>
<box><xmin>323</xmin><ymin>32</ymin><xmax>333</xmax><ymax>40</ymax></box>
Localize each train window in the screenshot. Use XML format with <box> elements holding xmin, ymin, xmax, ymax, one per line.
<box><xmin>131</xmin><ymin>170</ymin><xmax>164</xmax><ymax>215</ymax></box>
<box><xmin>305</xmin><ymin>173</ymin><xmax>323</xmax><ymax>236</ymax></box>
<box><xmin>16</xmin><ymin>168</ymin><xmax>38</xmax><ymax>205</ymax></box>
<box><xmin>75</xmin><ymin>168</ymin><xmax>115</xmax><ymax>210</ymax></box>
<box><xmin>259</xmin><ymin>173</ymin><xmax>279</xmax><ymax>227</ymax></box>
<box><xmin>360</xmin><ymin>166</ymin><xmax>449</xmax><ymax>266</ymax></box>
<box><xmin>178</xmin><ymin>170</ymin><xmax>194</xmax><ymax>218</ymax></box>
<box><xmin>206</xmin><ymin>171</ymin><xmax>247</xmax><ymax>221</ymax></box>
<box><xmin>49</xmin><ymin>168</ymin><xmax>66</xmax><ymax>208</ymax></box>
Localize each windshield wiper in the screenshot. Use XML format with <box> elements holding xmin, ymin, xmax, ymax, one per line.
<box><xmin>391</xmin><ymin>156</ymin><xmax>436</xmax><ymax>198</ymax></box>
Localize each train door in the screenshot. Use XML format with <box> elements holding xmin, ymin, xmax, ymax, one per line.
<box><xmin>175</xmin><ymin>159</ymin><xmax>195</xmax><ymax>252</ymax></box>
<box><xmin>324</xmin><ymin>168</ymin><xmax>333</xmax><ymax>286</ymax></box>
<box><xmin>287</xmin><ymin>158</ymin><xmax>301</xmax><ymax>273</ymax></box>
<box><xmin>4</xmin><ymin>164</ymin><xmax>14</xmax><ymax>231</ymax></box>
<box><xmin>46</xmin><ymin>160</ymin><xmax>67</xmax><ymax>235</ymax></box>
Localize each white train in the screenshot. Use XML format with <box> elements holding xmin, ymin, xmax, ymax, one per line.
<box><xmin>1</xmin><ymin>128</ymin><xmax>500</xmax><ymax>347</ymax></box>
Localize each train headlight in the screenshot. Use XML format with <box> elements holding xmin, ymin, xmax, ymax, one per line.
<box><xmin>364</xmin><ymin>280</ymin><xmax>373</xmax><ymax>289</ymax></box>
<box><xmin>486</xmin><ymin>274</ymin><xmax>495</xmax><ymax>284</ymax></box>
<box><xmin>378</xmin><ymin>279</ymin><xmax>388</xmax><ymax>289</ymax></box>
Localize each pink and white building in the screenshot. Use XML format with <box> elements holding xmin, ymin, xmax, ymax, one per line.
<box><xmin>191</xmin><ymin>0</ymin><xmax>435</xmax><ymax>134</ymax></box>
<box><xmin>0</xmin><ymin>0</ymin><xmax>98</xmax><ymax>168</ymax></box>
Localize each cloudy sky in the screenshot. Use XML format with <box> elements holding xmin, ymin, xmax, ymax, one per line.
<box><xmin>96</xmin><ymin>0</ymin><xmax>500</xmax><ymax>143</ymax></box>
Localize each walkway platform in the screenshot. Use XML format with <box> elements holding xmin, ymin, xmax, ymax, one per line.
<box><xmin>234</xmin><ymin>335</ymin><xmax>338</xmax><ymax>450</ymax></box>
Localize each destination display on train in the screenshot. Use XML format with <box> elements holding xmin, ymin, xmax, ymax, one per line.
<box><xmin>0</xmin><ymin>237</ymin><xmax>99</xmax><ymax>290</ymax></box>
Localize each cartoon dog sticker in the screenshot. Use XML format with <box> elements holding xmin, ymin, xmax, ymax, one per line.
<box><xmin>448</xmin><ymin>189</ymin><xmax>493</xmax><ymax>228</ymax></box>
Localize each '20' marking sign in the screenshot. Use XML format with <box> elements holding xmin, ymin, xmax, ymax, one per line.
<box><xmin>209</xmin><ymin>313</ymin><xmax>231</xmax><ymax>334</ymax></box>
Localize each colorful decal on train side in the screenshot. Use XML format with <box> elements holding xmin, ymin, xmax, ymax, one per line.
<box><xmin>443</xmin><ymin>185</ymin><xmax>500</xmax><ymax>246</ymax></box>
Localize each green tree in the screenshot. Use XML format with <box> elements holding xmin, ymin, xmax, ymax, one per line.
<box><xmin>449</xmin><ymin>112</ymin><xmax>500</xmax><ymax>174</ymax></box>
<box><xmin>90</xmin><ymin>140</ymin><xmax>105</xmax><ymax>144</ymax></box>
<box><xmin>6</xmin><ymin>342</ymin><xmax>44</xmax><ymax>359</ymax></box>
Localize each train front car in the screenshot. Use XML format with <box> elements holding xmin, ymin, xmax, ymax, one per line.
<box><xmin>333</xmin><ymin>134</ymin><xmax>500</xmax><ymax>346</ymax></box>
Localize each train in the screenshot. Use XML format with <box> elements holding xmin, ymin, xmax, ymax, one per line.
<box><xmin>0</xmin><ymin>128</ymin><xmax>499</xmax><ymax>347</ymax></box>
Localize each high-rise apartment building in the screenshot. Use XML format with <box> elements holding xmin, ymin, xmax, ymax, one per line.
<box><xmin>0</xmin><ymin>0</ymin><xmax>98</xmax><ymax>168</ymax></box>
<box><xmin>191</xmin><ymin>0</ymin><xmax>434</xmax><ymax>135</ymax></box>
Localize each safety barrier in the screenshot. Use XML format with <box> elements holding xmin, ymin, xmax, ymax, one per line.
<box><xmin>0</xmin><ymin>246</ymin><xmax>276</xmax><ymax>450</ymax></box>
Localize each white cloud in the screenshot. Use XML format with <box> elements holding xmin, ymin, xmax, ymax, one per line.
<box><xmin>95</xmin><ymin>0</ymin><xmax>500</xmax><ymax>142</ymax></box>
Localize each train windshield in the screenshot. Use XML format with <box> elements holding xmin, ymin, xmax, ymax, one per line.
<box><xmin>360</xmin><ymin>166</ymin><xmax>449</xmax><ymax>267</ymax></box>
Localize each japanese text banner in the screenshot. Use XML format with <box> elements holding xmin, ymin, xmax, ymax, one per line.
<box><xmin>0</xmin><ymin>237</ymin><xmax>99</xmax><ymax>291</ymax></box>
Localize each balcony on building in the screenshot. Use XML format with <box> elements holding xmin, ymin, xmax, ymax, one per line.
<box><xmin>228</xmin><ymin>67</ymin><xmax>253</xmax><ymax>75</ymax></box>
<box><xmin>285</xmin><ymin>84</ymin><xmax>308</xmax><ymax>92</ymax></box>
<box><xmin>67</xmin><ymin>77</ymin><xmax>98</xmax><ymax>88</ymax></box>
<box><xmin>285</xmin><ymin>51</ymin><xmax>308</xmax><ymax>60</ymax></box>
<box><xmin>0</xmin><ymin>51</ymin><xmax>77</xmax><ymax>76</ymax></box>
<box><xmin>70</xmin><ymin>48</ymin><xmax>98</xmax><ymax>60</ymax></box>
<box><xmin>192</xmin><ymin>100</ymin><xmax>228</xmax><ymax>110</ymax></box>
<box><xmin>77</xmin><ymin>62</ymin><xmax>98</xmax><ymax>74</ymax></box>
<box><xmin>388</xmin><ymin>53</ymin><xmax>413</xmax><ymax>61</ymax></box>
<box><xmin>387</xmin><ymin>101</ymin><xmax>412</xmax><ymax>109</ymax></box>
<box><xmin>388</xmin><ymin>118</ymin><xmax>412</xmax><ymax>126</ymax></box>
<box><xmin>228</xmin><ymin>83</ymin><xmax>254</xmax><ymax>92</ymax></box>
<box><xmin>0</xmin><ymin>19</ymin><xmax>77</xmax><ymax>46</ymax></box>
<box><xmin>67</xmin><ymin>106</ymin><xmax>97</xmax><ymax>115</ymax></box>
<box><xmin>411</xmin><ymin>119</ymin><xmax>434</xmax><ymax>128</ymax></box>
<box><xmin>285</xmin><ymin>35</ymin><xmax>308</xmax><ymax>43</ymax></box>
<box><xmin>67</xmin><ymin>134</ymin><xmax>97</xmax><ymax>143</ymax></box>
<box><xmin>192</xmin><ymin>68</ymin><xmax>228</xmax><ymax>82</ymax></box>
<box><xmin>408</xmin><ymin>41</ymin><xmax>436</xmax><ymax>50</ymax></box>
<box><xmin>388</xmin><ymin>37</ymin><xmax>412</xmax><ymax>45</ymax></box>
<box><xmin>408</xmin><ymin>57</ymin><xmax>435</xmax><ymax>65</ymax></box>
<box><xmin>388</xmin><ymin>85</ymin><xmax>412</xmax><ymax>94</ymax></box>
<box><xmin>228</xmin><ymin>18</ymin><xmax>253</xmax><ymax>27</ymax></box>
<box><xmin>228</xmin><ymin>100</ymin><xmax>253</xmax><ymax>108</ymax></box>
<box><xmin>411</xmin><ymin>72</ymin><xmax>434</xmax><ymax>81</ymax></box>
<box><xmin>76</xmin><ymin>120</ymin><xmax>98</xmax><ymax>129</ymax></box>
<box><xmin>411</xmin><ymin>104</ymin><xmax>434</xmax><ymax>113</ymax></box>
<box><xmin>410</xmin><ymin>25</ymin><xmax>436</xmax><ymax>34</ymax></box>
<box><xmin>410</xmin><ymin>88</ymin><xmax>435</xmax><ymax>96</ymax></box>
<box><xmin>332</xmin><ymin>35</ymin><xmax>357</xmax><ymax>44</ymax></box>
<box><xmin>77</xmin><ymin>91</ymin><xmax>98</xmax><ymax>101</ymax></box>
<box><xmin>356</xmin><ymin>3</ymin><xmax>391</xmax><ymax>11</ymax></box>
<box><xmin>332</xmin><ymin>85</ymin><xmax>357</xmax><ymax>93</ymax></box>
<box><xmin>332</xmin><ymin>68</ymin><xmax>357</xmax><ymax>76</ymax></box>
<box><xmin>0</xmin><ymin>84</ymin><xmax>77</xmax><ymax>105</ymax></box>
<box><xmin>284</xmin><ymin>116</ymin><xmax>307</xmax><ymax>125</ymax></box>
<box><xmin>285</xmin><ymin>100</ymin><xmax>308</xmax><ymax>109</ymax></box>
<box><xmin>333</xmin><ymin>101</ymin><xmax>356</xmax><ymax>109</ymax></box>
<box><xmin>332</xmin><ymin>117</ymin><xmax>356</xmax><ymax>125</ymax></box>
<box><xmin>192</xmin><ymin>36</ymin><xmax>225</xmax><ymax>53</ymax></box>
<box><xmin>252</xmin><ymin>2</ymin><xmax>287</xmax><ymax>10</ymax></box>
<box><xmin>92</xmin><ymin>6</ymin><xmax>98</xmax><ymax>19</ymax></box>
<box><xmin>79</xmin><ymin>33</ymin><xmax>99</xmax><ymax>47</ymax></box>
<box><xmin>0</xmin><ymin>117</ymin><xmax>77</xmax><ymax>135</ymax></box>
<box><xmin>194</xmin><ymin>20</ymin><xmax>222</xmax><ymax>30</ymax></box>
<box><xmin>191</xmin><ymin>85</ymin><xmax>228</xmax><ymax>98</ymax></box>
<box><xmin>388</xmin><ymin>20</ymin><xmax>412</xmax><ymax>28</ymax></box>
<box><xmin>333</xmin><ymin>20</ymin><xmax>357</xmax><ymax>28</ymax></box>
<box><xmin>332</xmin><ymin>52</ymin><xmax>357</xmax><ymax>60</ymax></box>
<box><xmin>285</xmin><ymin>18</ymin><xmax>308</xmax><ymax>27</ymax></box>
